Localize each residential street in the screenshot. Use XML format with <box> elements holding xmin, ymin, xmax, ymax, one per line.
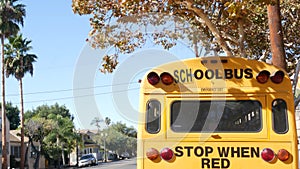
<box><xmin>80</xmin><ymin>158</ymin><xmax>136</xmax><ymax>169</ymax></box>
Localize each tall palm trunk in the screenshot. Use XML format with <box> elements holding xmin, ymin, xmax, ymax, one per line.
<box><xmin>20</xmin><ymin>77</ymin><xmax>25</xmax><ymax>169</ymax></box>
<box><xmin>1</xmin><ymin>35</ymin><xmax>8</xmax><ymax>169</ymax></box>
<box><xmin>1</xmin><ymin>35</ymin><xmax>7</xmax><ymax>169</ymax></box>
<box><xmin>18</xmin><ymin>50</ymin><xmax>25</xmax><ymax>169</ymax></box>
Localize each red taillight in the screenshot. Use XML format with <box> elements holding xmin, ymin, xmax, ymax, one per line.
<box><xmin>146</xmin><ymin>148</ymin><xmax>160</xmax><ymax>160</ymax></box>
<box><xmin>256</xmin><ymin>70</ymin><xmax>270</xmax><ymax>84</ymax></box>
<box><xmin>160</xmin><ymin>72</ymin><xmax>174</xmax><ymax>85</ymax></box>
<box><xmin>277</xmin><ymin>149</ymin><xmax>290</xmax><ymax>161</ymax></box>
<box><xmin>261</xmin><ymin>148</ymin><xmax>275</xmax><ymax>162</ymax></box>
<box><xmin>270</xmin><ymin>70</ymin><xmax>284</xmax><ymax>84</ymax></box>
<box><xmin>160</xmin><ymin>147</ymin><xmax>174</xmax><ymax>161</ymax></box>
<box><xmin>147</xmin><ymin>72</ymin><xmax>160</xmax><ymax>85</ymax></box>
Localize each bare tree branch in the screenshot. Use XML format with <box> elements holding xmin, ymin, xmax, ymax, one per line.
<box><xmin>295</xmin><ymin>97</ymin><xmax>300</xmax><ymax>108</ymax></box>
<box><xmin>238</xmin><ymin>19</ymin><xmax>246</xmax><ymax>57</ymax></box>
<box><xmin>183</xmin><ymin>0</ymin><xmax>233</xmax><ymax>56</ymax></box>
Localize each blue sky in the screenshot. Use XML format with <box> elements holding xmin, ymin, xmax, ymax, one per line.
<box><xmin>4</xmin><ymin>0</ymin><xmax>173</xmax><ymax>129</ymax></box>
<box><xmin>5</xmin><ymin>0</ymin><xmax>214</xmax><ymax>130</ymax></box>
<box><xmin>6</xmin><ymin>0</ymin><xmax>103</xmax><ymax>129</ymax></box>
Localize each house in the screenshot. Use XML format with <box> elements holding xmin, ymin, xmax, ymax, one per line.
<box><xmin>9</xmin><ymin>130</ymin><xmax>46</xmax><ymax>168</ymax></box>
<box><xmin>78</xmin><ymin>129</ymin><xmax>100</xmax><ymax>155</ymax></box>
<box><xmin>70</xmin><ymin>129</ymin><xmax>104</xmax><ymax>166</ymax></box>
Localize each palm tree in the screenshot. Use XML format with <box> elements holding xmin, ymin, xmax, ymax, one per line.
<box><xmin>105</xmin><ymin>117</ymin><xmax>111</xmax><ymax>126</ymax></box>
<box><xmin>4</xmin><ymin>34</ymin><xmax>37</xmax><ymax>169</ymax></box>
<box><xmin>91</xmin><ymin>117</ymin><xmax>103</xmax><ymax>132</ymax></box>
<box><xmin>0</xmin><ymin>0</ymin><xmax>25</xmax><ymax>168</ymax></box>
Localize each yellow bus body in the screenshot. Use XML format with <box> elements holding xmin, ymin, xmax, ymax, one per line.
<box><xmin>137</xmin><ymin>57</ymin><xmax>298</xmax><ymax>169</ymax></box>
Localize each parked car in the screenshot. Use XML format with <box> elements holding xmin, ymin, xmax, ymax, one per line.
<box><xmin>108</xmin><ymin>153</ymin><xmax>118</xmax><ymax>161</ymax></box>
<box><xmin>78</xmin><ymin>154</ymin><xmax>97</xmax><ymax>167</ymax></box>
<box><xmin>119</xmin><ymin>152</ymin><xmax>131</xmax><ymax>160</ymax></box>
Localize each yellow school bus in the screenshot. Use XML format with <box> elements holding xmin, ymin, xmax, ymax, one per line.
<box><xmin>137</xmin><ymin>57</ymin><xmax>298</xmax><ymax>169</ymax></box>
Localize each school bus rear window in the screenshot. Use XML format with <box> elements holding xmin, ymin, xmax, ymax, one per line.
<box><xmin>272</xmin><ymin>99</ymin><xmax>288</xmax><ymax>134</ymax></box>
<box><xmin>171</xmin><ymin>100</ymin><xmax>262</xmax><ymax>133</ymax></box>
<box><xmin>146</xmin><ymin>100</ymin><xmax>161</xmax><ymax>134</ymax></box>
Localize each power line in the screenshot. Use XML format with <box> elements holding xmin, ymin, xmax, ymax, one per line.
<box><xmin>12</xmin><ymin>87</ymin><xmax>140</xmax><ymax>104</ymax></box>
<box><xmin>7</xmin><ymin>81</ymin><xmax>140</xmax><ymax>97</ymax></box>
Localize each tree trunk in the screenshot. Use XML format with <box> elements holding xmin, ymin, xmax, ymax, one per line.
<box><xmin>20</xmin><ymin>77</ymin><xmax>25</xmax><ymax>169</ymax></box>
<box><xmin>267</xmin><ymin>0</ymin><xmax>287</xmax><ymax>71</ymax></box>
<box><xmin>294</xmin><ymin>62</ymin><xmax>300</xmax><ymax>107</ymax></box>
<box><xmin>57</xmin><ymin>135</ymin><xmax>61</xmax><ymax>169</ymax></box>
<box><xmin>24</xmin><ymin>141</ymin><xmax>29</xmax><ymax>168</ymax></box>
<box><xmin>33</xmin><ymin>140</ymin><xmax>42</xmax><ymax>169</ymax></box>
<box><xmin>61</xmin><ymin>143</ymin><xmax>66</xmax><ymax>166</ymax></box>
<box><xmin>34</xmin><ymin>151</ymin><xmax>40</xmax><ymax>169</ymax></box>
<box><xmin>238</xmin><ymin>19</ymin><xmax>246</xmax><ymax>57</ymax></box>
<box><xmin>194</xmin><ymin>43</ymin><xmax>199</xmax><ymax>58</ymax></box>
<box><xmin>1</xmin><ymin>35</ymin><xmax>8</xmax><ymax>169</ymax></box>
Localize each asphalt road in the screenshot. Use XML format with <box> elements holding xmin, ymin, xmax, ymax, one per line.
<box><xmin>80</xmin><ymin>158</ymin><xmax>136</xmax><ymax>169</ymax></box>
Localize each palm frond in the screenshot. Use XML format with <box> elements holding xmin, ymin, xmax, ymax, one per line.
<box><xmin>4</xmin><ymin>33</ymin><xmax>38</xmax><ymax>79</ymax></box>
